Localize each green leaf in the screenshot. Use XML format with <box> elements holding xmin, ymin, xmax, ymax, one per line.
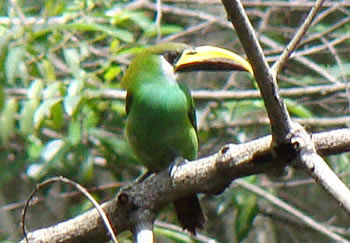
<box><xmin>27</xmin><ymin>136</ymin><xmax>43</xmax><ymax>160</ymax></box>
<box><xmin>104</xmin><ymin>66</ymin><xmax>121</xmax><ymax>82</ymax></box>
<box><xmin>0</xmin><ymin>98</ymin><xmax>17</xmax><ymax>144</ymax></box>
<box><xmin>112</xmin><ymin>10</ymin><xmax>152</xmax><ymax>30</ymax></box>
<box><xmin>63</xmin><ymin>95</ymin><xmax>82</xmax><ymax>116</ymax></box>
<box><xmin>82</xmin><ymin>105</ymin><xmax>99</xmax><ymax>129</ymax></box>
<box><xmin>33</xmin><ymin>98</ymin><xmax>62</xmax><ymax>129</ymax></box>
<box><xmin>41</xmin><ymin>59</ymin><xmax>57</xmax><ymax>81</ymax></box>
<box><xmin>78</xmin><ymin>155</ymin><xmax>94</xmax><ymax>183</ymax></box>
<box><xmin>18</xmin><ymin>61</ymin><xmax>29</xmax><ymax>84</ymax></box>
<box><xmin>41</xmin><ymin>139</ymin><xmax>65</xmax><ymax>162</ymax></box>
<box><xmin>89</xmin><ymin>128</ymin><xmax>138</xmax><ymax>164</ymax></box>
<box><xmin>67</xmin><ymin>79</ymin><xmax>84</xmax><ymax>96</ymax></box>
<box><xmin>144</xmin><ymin>24</ymin><xmax>183</xmax><ymax>37</ymax></box>
<box><xmin>50</xmin><ymin>102</ymin><xmax>64</xmax><ymax>130</ymax></box>
<box><xmin>154</xmin><ymin>226</ymin><xmax>195</xmax><ymax>243</ymax></box>
<box><xmin>5</xmin><ymin>46</ymin><xmax>25</xmax><ymax>84</ymax></box>
<box><xmin>285</xmin><ymin>99</ymin><xmax>313</xmax><ymax>118</ymax></box>
<box><xmin>65</xmin><ymin>23</ymin><xmax>134</xmax><ymax>43</ymax></box>
<box><xmin>19</xmin><ymin>98</ymin><xmax>40</xmax><ymax>135</ymax></box>
<box><xmin>28</xmin><ymin>80</ymin><xmax>44</xmax><ymax>99</ymax></box>
<box><xmin>0</xmin><ymin>31</ymin><xmax>11</xmax><ymax>82</ymax></box>
<box><xmin>68</xmin><ymin>118</ymin><xmax>81</xmax><ymax>145</ymax></box>
<box><xmin>63</xmin><ymin>48</ymin><xmax>80</xmax><ymax>76</ymax></box>
<box><xmin>26</xmin><ymin>163</ymin><xmax>46</xmax><ymax>180</ymax></box>
<box><xmin>43</xmin><ymin>81</ymin><xmax>63</xmax><ymax>99</ymax></box>
<box><xmin>233</xmin><ymin>177</ymin><xmax>259</xmax><ymax>242</ymax></box>
<box><xmin>64</xmin><ymin>79</ymin><xmax>85</xmax><ymax>116</ymax></box>
<box><xmin>44</xmin><ymin>0</ymin><xmax>66</xmax><ymax>16</ymax></box>
<box><xmin>110</xmin><ymin>39</ymin><xmax>120</xmax><ymax>52</ymax></box>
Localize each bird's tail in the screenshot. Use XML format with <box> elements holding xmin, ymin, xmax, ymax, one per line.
<box><xmin>173</xmin><ymin>194</ymin><xmax>205</xmax><ymax>235</ymax></box>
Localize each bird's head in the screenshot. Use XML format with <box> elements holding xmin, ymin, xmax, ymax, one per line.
<box><xmin>121</xmin><ymin>42</ymin><xmax>253</xmax><ymax>89</ymax></box>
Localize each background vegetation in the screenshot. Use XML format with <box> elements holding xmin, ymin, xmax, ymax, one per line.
<box><xmin>0</xmin><ymin>0</ymin><xmax>349</xmax><ymax>242</ymax></box>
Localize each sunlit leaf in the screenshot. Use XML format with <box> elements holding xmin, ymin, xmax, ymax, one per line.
<box><xmin>44</xmin><ymin>0</ymin><xmax>66</xmax><ymax>16</ymax></box>
<box><xmin>110</xmin><ymin>39</ymin><xmax>120</xmax><ymax>53</ymax></box>
<box><xmin>18</xmin><ymin>61</ymin><xmax>29</xmax><ymax>84</ymax></box>
<box><xmin>26</xmin><ymin>163</ymin><xmax>46</xmax><ymax>180</ymax></box>
<box><xmin>41</xmin><ymin>59</ymin><xmax>57</xmax><ymax>81</ymax></box>
<box><xmin>28</xmin><ymin>80</ymin><xmax>44</xmax><ymax>100</ymax></box>
<box><xmin>41</xmin><ymin>139</ymin><xmax>65</xmax><ymax>162</ymax></box>
<box><xmin>67</xmin><ymin>79</ymin><xmax>84</xmax><ymax>96</ymax></box>
<box><xmin>33</xmin><ymin>98</ymin><xmax>62</xmax><ymax>129</ymax></box>
<box><xmin>5</xmin><ymin>46</ymin><xmax>25</xmax><ymax>84</ymax></box>
<box><xmin>19</xmin><ymin>98</ymin><xmax>40</xmax><ymax>135</ymax></box>
<box><xmin>43</xmin><ymin>81</ymin><xmax>63</xmax><ymax>99</ymax></box>
<box><xmin>104</xmin><ymin>66</ymin><xmax>121</xmax><ymax>82</ymax></box>
<box><xmin>63</xmin><ymin>95</ymin><xmax>82</xmax><ymax>116</ymax></box>
<box><xmin>63</xmin><ymin>48</ymin><xmax>80</xmax><ymax>76</ymax></box>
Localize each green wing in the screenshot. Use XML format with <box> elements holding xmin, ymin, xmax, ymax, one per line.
<box><xmin>179</xmin><ymin>83</ymin><xmax>197</xmax><ymax>133</ymax></box>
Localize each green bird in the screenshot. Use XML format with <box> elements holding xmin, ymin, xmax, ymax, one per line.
<box><xmin>121</xmin><ymin>42</ymin><xmax>252</xmax><ymax>235</ymax></box>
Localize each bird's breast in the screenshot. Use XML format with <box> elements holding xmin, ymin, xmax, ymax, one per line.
<box><xmin>126</xmin><ymin>84</ymin><xmax>197</xmax><ymax>170</ymax></box>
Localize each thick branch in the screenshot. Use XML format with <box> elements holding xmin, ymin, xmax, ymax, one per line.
<box><xmin>221</xmin><ymin>0</ymin><xmax>293</xmax><ymax>142</ymax></box>
<box><xmin>19</xmin><ymin>128</ymin><xmax>350</xmax><ymax>243</ymax></box>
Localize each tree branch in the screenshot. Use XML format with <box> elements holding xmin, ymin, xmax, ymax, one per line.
<box><xmin>18</xmin><ymin>128</ymin><xmax>350</xmax><ymax>243</ymax></box>
<box><xmin>272</xmin><ymin>0</ymin><xmax>326</xmax><ymax>76</ymax></box>
<box><xmin>221</xmin><ymin>0</ymin><xmax>293</xmax><ymax>143</ymax></box>
<box><xmin>235</xmin><ymin>179</ymin><xmax>349</xmax><ymax>243</ymax></box>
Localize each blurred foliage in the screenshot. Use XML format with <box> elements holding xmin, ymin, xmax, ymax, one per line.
<box><xmin>0</xmin><ymin>0</ymin><xmax>349</xmax><ymax>242</ymax></box>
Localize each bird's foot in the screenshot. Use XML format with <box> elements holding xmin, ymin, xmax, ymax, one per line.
<box><xmin>169</xmin><ymin>157</ymin><xmax>188</xmax><ymax>178</ymax></box>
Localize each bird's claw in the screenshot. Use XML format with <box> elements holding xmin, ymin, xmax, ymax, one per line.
<box><xmin>169</xmin><ymin>157</ymin><xmax>188</xmax><ymax>178</ymax></box>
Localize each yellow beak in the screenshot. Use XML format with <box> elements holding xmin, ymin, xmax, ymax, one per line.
<box><xmin>174</xmin><ymin>46</ymin><xmax>253</xmax><ymax>74</ymax></box>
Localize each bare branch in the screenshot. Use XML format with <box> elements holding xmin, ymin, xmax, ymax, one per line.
<box><xmin>9</xmin><ymin>81</ymin><xmax>350</xmax><ymax>101</ymax></box>
<box><xmin>290</xmin><ymin>124</ymin><xmax>350</xmax><ymax>215</ymax></box>
<box><xmin>221</xmin><ymin>0</ymin><xmax>293</xmax><ymax>143</ymax></box>
<box><xmin>235</xmin><ymin>179</ymin><xmax>349</xmax><ymax>243</ymax></box>
<box><xmin>300</xmin><ymin>152</ymin><xmax>350</xmax><ymax>213</ymax></box>
<box><xmin>18</xmin><ymin>129</ymin><xmax>350</xmax><ymax>243</ymax></box>
<box><xmin>21</xmin><ymin>176</ymin><xmax>119</xmax><ymax>243</ymax></box>
<box><xmin>272</xmin><ymin>0</ymin><xmax>326</xmax><ymax>76</ymax></box>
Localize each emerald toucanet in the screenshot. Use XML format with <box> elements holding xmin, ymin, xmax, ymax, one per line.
<box><xmin>121</xmin><ymin>42</ymin><xmax>252</xmax><ymax>234</ymax></box>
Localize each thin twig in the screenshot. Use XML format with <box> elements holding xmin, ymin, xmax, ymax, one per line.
<box><xmin>1</xmin><ymin>182</ymin><xmax>127</xmax><ymax>213</ymax></box>
<box><xmin>8</xmin><ymin>81</ymin><xmax>350</xmax><ymax>101</ymax></box>
<box><xmin>155</xmin><ymin>0</ymin><xmax>162</xmax><ymax>41</ymax></box>
<box><xmin>9</xmin><ymin>0</ymin><xmax>28</xmax><ymax>26</ymax></box>
<box><xmin>272</xmin><ymin>0</ymin><xmax>326</xmax><ymax>77</ymax></box>
<box><xmin>235</xmin><ymin>179</ymin><xmax>350</xmax><ymax>243</ymax></box>
<box><xmin>21</xmin><ymin>176</ymin><xmax>119</xmax><ymax>243</ymax></box>
<box><xmin>300</xmin><ymin>152</ymin><xmax>350</xmax><ymax>214</ymax></box>
<box><xmin>260</xmin><ymin>34</ymin><xmax>338</xmax><ymax>83</ymax></box>
<box><xmin>209</xmin><ymin>116</ymin><xmax>350</xmax><ymax>129</ymax></box>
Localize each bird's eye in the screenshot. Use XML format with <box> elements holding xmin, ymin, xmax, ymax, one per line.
<box><xmin>163</xmin><ymin>51</ymin><xmax>181</xmax><ymax>65</ymax></box>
